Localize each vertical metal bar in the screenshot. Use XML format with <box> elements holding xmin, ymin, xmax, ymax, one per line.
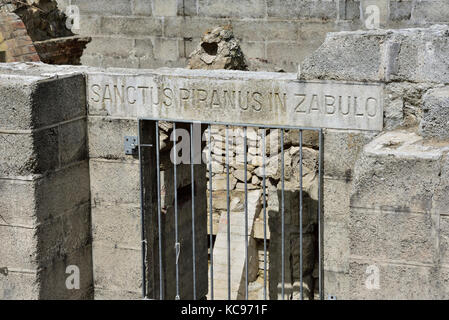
<box><xmin>262</xmin><ymin>129</ymin><xmax>267</xmax><ymax>301</ymax></box>
<box><xmin>173</xmin><ymin>122</ymin><xmax>180</xmax><ymax>300</ymax></box>
<box><xmin>226</xmin><ymin>125</ymin><xmax>231</xmax><ymax>300</ymax></box>
<box><xmin>244</xmin><ymin>127</ymin><xmax>248</xmax><ymax>300</ymax></box>
<box><xmin>156</xmin><ymin>122</ymin><xmax>163</xmax><ymax>300</ymax></box>
<box><xmin>138</xmin><ymin>120</ymin><xmax>147</xmax><ymax>299</ymax></box>
<box><xmin>318</xmin><ymin>129</ymin><xmax>324</xmax><ymax>300</ymax></box>
<box><xmin>208</xmin><ymin>125</ymin><xmax>214</xmax><ymax>300</ymax></box>
<box><xmin>190</xmin><ymin>123</ymin><xmax>196</xmax><ymax>300</ymax></box>
<box><xmin>281</xmin><ymin>129</ymin><xmax>285</xmax><ymax>300</ymax></box>
<box><xmin>299</xmin><ymin>130</ymin><xmax>303</xmax><ymax>301</ymax></box>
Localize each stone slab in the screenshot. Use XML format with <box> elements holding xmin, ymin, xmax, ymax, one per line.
<box><xmin>87</xmin><ymin>69</ymin><xmax>384</xmax><ymax>131</ymax></box>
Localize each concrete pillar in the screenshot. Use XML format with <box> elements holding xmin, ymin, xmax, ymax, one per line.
<box><xmin>0</xmin><ymin>72</ymin><xmax>92</xmax><ymax>299</ymax></box>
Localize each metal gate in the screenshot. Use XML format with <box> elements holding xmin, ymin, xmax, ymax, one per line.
<box><xmin>137</xmin><ymin>118</ymin><xmax>323</xmax><ymax>300</ymax></box>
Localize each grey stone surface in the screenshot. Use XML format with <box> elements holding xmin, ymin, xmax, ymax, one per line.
<box><xmin>0</xmin><ymin>77</ymin><xmax>34</xmax><ymax>130</ymax></box>
<box><xmin>92</xmin><ymin>243</ymin><xmax>142</xmax><ymax>293</ymax></box>
<box><xmin>89</xmin><ymin>160</ymin><xmax>140</xmax><ymax>205</ymax></box>
<box><xmin>39</xmin><ymin>245</ymin><xmax>94</xmax><ymax>300</ymax></box>
<box><xmin>0</xmin><ymin>67</ymin><xmax>92</xmax><ymax>300</ymax></box>
<box><xmin>87</xmin><ymin>70</ymin><xmax>384</xmax><ymax>130</ymax></box>
<box><xmin>88</xmin><ymin>117</ymin><xmax>138</xmax><ymax>160</ymax></box>
<box><xmin>348</xmin><ymin>259</ymin><xmax>449</xmax><ymax>299</ymax></box>
<box><xmin>351</xmin><ymin>130</ymin><xmax>448</xmax><ymax>213</ymax></box>
<box><xmin>54</xmin><ymin>0</ymin><xmax>449</xmax><ymax>73</ymax></box>
<box><xmin>36</xmin><ymin>162</ymin><xmax>91</xmax><ymax>220</ymax></box>
<box><xmin>419</xmin><ymin>86</ymin><xmax>449</xmax><ymax>140</ymax></box>
<box><xmin>0</xmin><ymin>271</ymin><xmax>39</xmax><ymax>300</ymax></box>
<box><xmin>300</xmin><ymin>25</ymin><xmax>449</xmax><ymax>83</ymax></box>
<box><xmin>91</xmin><ymin>205</ymin><xmax>141</xmax><ymax>248</ymax></box>
<box><xmin>0</xmin><ymin>179</ymin><xmax>36</xmax><ymax>226</ymax></box>
<box><xmin>323</xmin><ymin>129</ymin><xmax>378</xmax><ymax>180</ymax></box>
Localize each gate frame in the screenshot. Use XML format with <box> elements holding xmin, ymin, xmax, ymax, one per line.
<box><xmin>138</xmin><ymin>117</ymin><xmax>324</xmax><ymax>300</ymax></box>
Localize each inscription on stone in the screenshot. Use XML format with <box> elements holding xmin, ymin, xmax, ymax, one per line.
<box><xmin>87</xmin><ymin>72</ymin><xmax>383</xmax><ymax>130</ymax></box>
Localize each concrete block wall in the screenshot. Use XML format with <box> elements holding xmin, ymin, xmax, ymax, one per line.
<box><xmin>299</xmin><ymin>25</ymin><xmax>449</xmax><ymax>299</ymax></box>
<box><xmin>87</xmin><ymin>85</ymin><xmax>208</xmax><ymax>299</ymax></box>
<box><xmin>55</xmin><ymin>0</ymin><xmax>449</xmax><ymax>72</ymax></box>
<box><xmin>0</xmin><ymin>71</ymin><xmax>92</xmax><ymax>299</ymax></box>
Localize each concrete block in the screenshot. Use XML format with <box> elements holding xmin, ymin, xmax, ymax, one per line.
<box><xmin>392</xmin><ymin>27</ymin><xmax>449</xmax><ymax>83</ymax></box>
<box><xmin>348</xmin><ymin>259</ymin><xmax>449</xmax><ymax>299</ymax></box>
<box><xmin>59</xmin><ymin>119</ymin><xmax>88</xmax><ymax>166</ymax></box>
<box><xmin>300</xmin><ymin>26</ymin><xmax>448</xmax><ymax>82</ymax></box>
<box><xmin>94</xmin><ymin>288</ymin><xmax>141</xmax><ymax>300</ymax></box>
<box><xmin>351</xmin><ymin>131</ymin><xmax>446</xmax><ymax>213</ymax></box>
<box><xmin>163</xmin><ymin>16</ymin><xmax>227</xmax><ymax>39</ymax></box>
<box><xmin>350</xmin><ymin>207</ymin><xmax>437</xmax><ymax>264</ymax></box>
<box><xmin>91</xmin><ymin>205</ymin><xmax>141</xmax><ymax>248</ymax></box>
<box><xmin>323</xmin><ymin>178</ymin><xmax>351</xmax><ymax>219</ymax></box>
<box><xmin>71</xmin><ymin>0</ymin><xmax>133</xmax><ymax>15</ymax></box>
<box><xmin>93</xmin><ymin>244</ymin><xmax>142</xmax><ymax>293</ymax></box>
<box><xmin>197</xmin><ymin>0</ymin><xmax>266</xmax><ymax>18</ymax></box>
<box><xmin>0</xmin><ymin>78</ymin><xmax>34</xmax><ymax>130</ymax></box>
<box><xmin>178</xmin><ymin>0</ymin><xmax>197</xmax><ymax>16</ymax></box>
<box><xmin>300</xmin><ymin>31</ymin><xmax>384</xmax><ymax>81</ymax></box>
<box><xmin>135</xmin><ymin>38</ymin><xmax>155</xmax><ymax>58</ymax></box>
<box><xmin>0</xmin><ymin>225</ymin><xmax>37</xmax><ymax>270</ymax></box>
<box><xmin>0</xmin><ymin>179</ymin><xmax>36</xmax><ymax>226</ymax></box>
<box><xmin>240</xmin><ymin>41</ymin><xmax>265</xmax><ymax>60</ymax></box>
<box><xmin>411</xmin><ymin>0</ymin><xmax>449</xmax><ymax>24</ymax></box>
<box><xmin>440</xmin><ymin>216</ymin><xmax>449</xmax><ymax>266</ymax></box>
<box><xmin>266</xmin><ymin>41</ymin><xmax>312</xmax><ymax>72</ymax></box>
<box><xmin>90</xmin><ymin>160</ymin><xmax>140</xmax><ymax>205</ymax></box>
<box><xmin>323</xmin><ymin>129</ymin><xmax>377</xmax><ymax>180</ymax></box>
<box><xmin>389</xmin><ymin>0</ymin><xmax>412</xmax><ymax>21</ymax></box>
<box><xmin>0</xmin><ymin>130</ymin><xmax>58</xmax><ymax>177</ymax></box>
<box><xmin>36</xmin><ymin>161</ymin><xmax>90</xmax><ymax>220</ymax></box>
<box><xmin>0</xmin><ymin>271</ymin><xmax>39</xmax><ymax>300</ymax></box>
<box><xmin>76</xmin><ymin>15</ymin><xmax>103</xmax><ymax>37</ymax></box>
<box><xmin>267</xmin><ymin>0</ymin><xmax>338</xmax><ymax>20</ymax></box>
<box><xmin>178</xmin><ymin>37</ymin><xmax>199</xmax><ymax>59</ymax></box>
<box><xmin>232</xmin><ymin>20</ymin><xmax>298</xmax><ymax>42</ymax></box>
<box><xmin>132</xmin><ymin>0</ymin><xmax>152</xmax><ymax>16</ymax></box>
<box><xmin>153</xmin><ymin>0</ymin><xmax>178</xmax><ymax>17</ymax></box>
<box><xmin>324</xmin><ymin>270</ymin><xmax>350</xmax><ymax>300</ymax></box>
<box><xmin>61</xmin><ymin>203</ymin><xmax>92</xmax><ymax>255</ymax></box>
<box><xmin>39</xmin><ymin>245</ymin><xmax>94</xmax><ymax>299</ymax></box>
<box><xmin>433</xmin><ymin>156</ymin><xmax>449</xmax><ymax>216</ymax></box>
<box><xmin>88</xmin><ymin>117</ymin><xmax>138</xmax><ymax>160</ymax></box>
<box><xmin>83</xmin><ymin>37</ymin><xmax>135</xmax><ymax>58</ymax></box>
<box><xmin>324</xmin><ymin>219</ymin><xmax>349</xmax><ymax>273</ymax></box>
<box><xmin>419</xmin><ymin>86</ymin><xmax>449</xmax><ymax>140</ymax></box>
<box><xmin>338</xmin><ymin>0</ymin><xmax>361</xmax><ymax>20</ymax></box>
<box><xmin>153</xmin><ymin>38</ymin><xmax>179</xmax><ymax>62</ymax></box>
<box><xmin>33</xmin><ymin>75</ymin><xmax>87</xmax><ymax>128</ymax></box>
<box><xmin>102</xmin><ymin>55</ymin><xmax>140</xmax><ymax>69</ymax></box>
<box><xmin>80</xmin><ymin>54</ymin><xmax>103</xmax><ymax>68</ymax></box>
<box><xmin>101</xmin><ymin>16</ymin><xmax>163</xmax><ymax>37</ymax></box>
<box><xmin>360</xmin><ymin>0</ymin><xmax>390</xmax><ymax>28</ymax></box>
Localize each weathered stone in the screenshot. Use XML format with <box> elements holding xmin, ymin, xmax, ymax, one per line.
<box><xmin>87</xmin><ymin>70</ymin><xmax>384</xmax><ymax>131</ymax></box>
<box><xmin>91</xmin><ymin>205</ymin><xmax>141</xmax><ymax>248</ymax></box>
<box><xmin>351</xmin><ymin>130</ymin><xmax>449</xmax><ymax>213</ymax></box>
<box><xmin>89</xmin><ymin>160</ymin><xmax>140</xmax><ymax>205</ymax></box>
<box><xmin>92</xmin><ymin>243</ymin><xmax>142</xmax><ymax>293</ymax></box>
<box><xmin>419</xmin><ymin>86</ymin><xmax>449</xmax><ymax>140</ymax></box>
<box><xmin>188</xmin><ymin>25</ymin><xmax>248</xmax><ymax>71</ymax></box>
<box><xmin>300</xmin><ymin>25</ymin><xmax>449</xmax><ymax>83</ymax></box>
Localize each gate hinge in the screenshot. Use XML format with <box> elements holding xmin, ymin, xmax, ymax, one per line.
<box><xmin>124</xmin><ymin>136</ymin><xmax>138</xmax><ymax>155</ymax></box>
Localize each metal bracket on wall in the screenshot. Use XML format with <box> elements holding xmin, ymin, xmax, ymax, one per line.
<box><xmin>124</xmin><ymin>136</ymin><xmax>138</xmax><ymax>155</ymax></box>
